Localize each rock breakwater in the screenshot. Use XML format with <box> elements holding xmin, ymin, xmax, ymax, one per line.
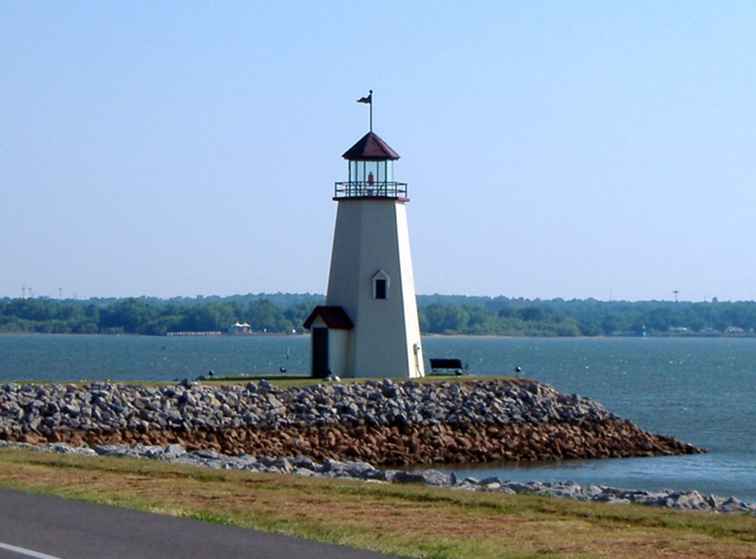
<box><xmin>0</xmin><ymin>379</ymin><xmax>703</xmax><ymax>466</ymax></box>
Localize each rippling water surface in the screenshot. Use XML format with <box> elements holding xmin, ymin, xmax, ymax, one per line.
<box><xmin>1</xmin><ymin>334</ymin><xmax>754</xmax><ymax>500</ymax></box>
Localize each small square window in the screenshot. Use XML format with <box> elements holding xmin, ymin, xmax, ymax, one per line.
<box><xmin>375</xmin><ymin>279</ymin><xmax>387</xmax><ymax>300</ymax></box>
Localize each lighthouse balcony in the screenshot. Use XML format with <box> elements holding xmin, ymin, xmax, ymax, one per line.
<box><xmin>334</xmin><ymin>181</ymin><xmax>408</xmax><ymax>200</ymax></box>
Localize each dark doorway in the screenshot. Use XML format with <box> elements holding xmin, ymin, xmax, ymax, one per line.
<box><xmin>312</xmin><ymin>327</ymin><xmax>329</xmax><ymax>378</ymax></box>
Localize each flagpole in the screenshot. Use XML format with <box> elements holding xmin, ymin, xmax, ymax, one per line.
<box><xmin>357</xmin><ymin>90</ymin><xmax>374</xmax><ymax>131</ymax></box>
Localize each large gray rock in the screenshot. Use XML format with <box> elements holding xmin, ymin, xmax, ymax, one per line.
<box><xmin>162</xmin><ymin>444</ymin><xmax>186</xmax><ymax>460</ymax></box>
<box><xmin>391</xmin><ymin>471</ymin><xmax>428</xmax><ymax>484</ymax></box>
<box><xmin>720</xmin><ymin>496</ymin><xmax>749</xmax><ymax>513</ymax></box>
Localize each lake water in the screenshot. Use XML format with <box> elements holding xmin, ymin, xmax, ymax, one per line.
<box><xmin>1</xmin><ymin>334</ymin><xmax>755</xmax><ymax>501</ymax></box>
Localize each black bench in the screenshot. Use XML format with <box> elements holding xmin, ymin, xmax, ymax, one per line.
<box><xmin>429</xmin><ymin>358</ymin><xmax>466</xmax><ymax>375</ymax></box>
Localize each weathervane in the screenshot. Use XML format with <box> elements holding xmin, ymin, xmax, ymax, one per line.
<box><xmin>357</xmin><ymin>90</ymin><xmax>373</xmax><ymax>131</ymax></box>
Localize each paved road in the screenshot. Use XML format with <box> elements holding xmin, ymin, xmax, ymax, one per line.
<box><xmin>0</xmin><ymin>489</ymin><xmax>396</xmax><ymax>559</ymax></box>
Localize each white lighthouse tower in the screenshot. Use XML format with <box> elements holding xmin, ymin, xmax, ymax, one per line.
<box><xmin>304</xmin><ymin>102</ymin><xmax>425</xmax><ymax>379</ymax></box>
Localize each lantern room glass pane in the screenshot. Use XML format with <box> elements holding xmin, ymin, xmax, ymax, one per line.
<box><xmin>348</xmin><ymin>161</ymin><xmax>387</xmax><ymax>183</ymax></box>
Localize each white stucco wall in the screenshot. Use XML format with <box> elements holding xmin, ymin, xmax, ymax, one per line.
<box><xmin>395</xmin><ymin>203</ymin><xmax>425</xmax><ymax>378</ymax></box>
<box><xmin>329</xmin><ymin>329</ymin><xmax>350</xmax><ymax>378</ymax></box>
<box><xmin>325</xmin><ymin>199</ymin><xmax>425</xmax><ymax>379</ymax></box>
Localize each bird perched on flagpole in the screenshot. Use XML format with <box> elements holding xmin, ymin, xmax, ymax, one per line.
<box><xmin>357</xmin><ymin>90</ymin><xmax>373</xmax><ymax>131</ymax></box>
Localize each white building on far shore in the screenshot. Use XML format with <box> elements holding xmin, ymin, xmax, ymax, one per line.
<box><xmin>228</xmin><ymin>322</ymin><xmax>252</xmax><ymax>335</ymax></box>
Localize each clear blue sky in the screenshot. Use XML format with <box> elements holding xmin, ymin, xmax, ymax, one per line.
<box><xmin>2</xmin><ymin>2</ymin><xmax>755</xmax><ymax>301</ymax></box>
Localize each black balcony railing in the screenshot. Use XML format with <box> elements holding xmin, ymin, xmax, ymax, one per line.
<box><xmin>334</xmin><ymin>181</ymin><xmax>408</xmax><ymax>199</ymax></box>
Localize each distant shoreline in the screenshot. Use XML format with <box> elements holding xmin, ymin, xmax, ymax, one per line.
<box><xmin>2</xmin><ymin>332</ymin><xmax>755</xmax><ymax>340</ymax></box>
<box><xmin>4</xmin><ymin>294</ymin><xmax>756</xmax><ymax>339</ymax></box>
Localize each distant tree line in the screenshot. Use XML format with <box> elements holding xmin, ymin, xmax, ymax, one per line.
<box><xmin>1</xmin><ymin>293</ymin><xmax>756</xmax><ymax>337</ymax></box>
<box><xmin>0</xmin><ymin>294</ymin><xmax>322</xmax><ymax>336</ymax></box>
<box><xmin>417</xmin><ymin>296</ymin><xmax>756</xmax><ymax>336</ymax></box>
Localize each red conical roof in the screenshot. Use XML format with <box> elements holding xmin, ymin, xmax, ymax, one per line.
<box><xmin>342</xmin><ymin>131</ymin><xmax>400</xmax><ymax>161</ymax></box>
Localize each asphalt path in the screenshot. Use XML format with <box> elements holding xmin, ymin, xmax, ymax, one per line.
<box><xmin>0</xmin><ymin>489</ymin><xmax>397</xmax><ymax>559</ymax></box>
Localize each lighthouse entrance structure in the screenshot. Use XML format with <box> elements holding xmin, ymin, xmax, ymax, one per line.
<box><xmin>304</xmin><ymin>127</ymin><xmax>425</xmax><ymax>379</ymax></box>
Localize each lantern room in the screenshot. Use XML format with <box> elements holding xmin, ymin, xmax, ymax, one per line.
<box><xmin>348</xmin><ymin>159</ymin><xmax>394</xmax><ymax>184</ymax></box>
<box><xmin>335</xmin><ymin>131</ymin><xmax>407</xmax><ymax>200</ymax></box>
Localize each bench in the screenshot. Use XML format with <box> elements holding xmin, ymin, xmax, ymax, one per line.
<box><xmin>429</xmin><ymin>358</ymin><xmax>466</xmax><ymax>375</ymax></box>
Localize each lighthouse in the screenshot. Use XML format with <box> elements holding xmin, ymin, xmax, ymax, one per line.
<box><xmin>304</xmin><ymin>98</ymin><xmax>425</xmax><ymax>379</ymax></box>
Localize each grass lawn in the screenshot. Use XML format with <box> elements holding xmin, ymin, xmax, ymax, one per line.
<box><xmin>0</xmin><ymin>449</ymin><xmax>754</xmax><ymax>558</ymax></box>
<box><xmin>197</xmin><ymin>374</ymin><xmax>518</xmax><ymax>388</ymax></box>
<box><xmin>17</xmin><ymin>375</ymin><xmax>516</xmax><ymax>389</ymax></box>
